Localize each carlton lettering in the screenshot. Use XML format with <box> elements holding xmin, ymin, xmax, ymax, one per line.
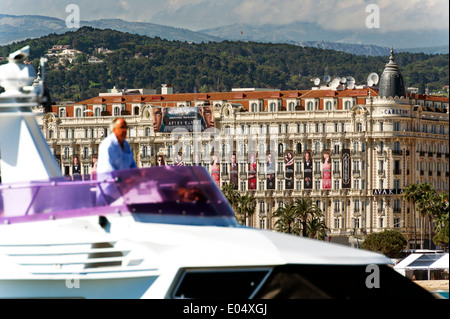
<box><xmin>381</xmin><ymin>109</ymin><xmax>408</xmax><ymax>115</ymax></box>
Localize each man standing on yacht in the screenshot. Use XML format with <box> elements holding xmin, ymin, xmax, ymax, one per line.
<box><xmin>97</xmin><ymin>117</ymin><xmax>137</xmax><ymax>175</ymax></box>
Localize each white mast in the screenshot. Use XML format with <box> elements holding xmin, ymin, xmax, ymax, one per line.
<box><xmin>0</xmin><ymin>46</ymin><xmax>62</xmax><ymax>184</ymax></box>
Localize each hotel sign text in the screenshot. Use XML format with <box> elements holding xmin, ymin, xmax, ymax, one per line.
<box><xmin>372</xmin><ymin>189</ymin><xmax>403</xmax><ymax>195</ymax></box>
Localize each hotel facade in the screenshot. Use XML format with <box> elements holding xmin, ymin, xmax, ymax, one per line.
<box><xmin>32</xmin><ymin>51</ymin><xmax>449</xmax><ymax>248</ymax></box>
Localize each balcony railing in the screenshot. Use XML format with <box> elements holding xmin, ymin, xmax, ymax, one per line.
<box><xmin>393</xmin><ymin>169</ymin><xmax>401</xmax><ymax>175</ymax></box>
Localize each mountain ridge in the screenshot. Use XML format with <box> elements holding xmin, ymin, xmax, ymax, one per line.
<box><xmin>0</xmin><ymin>14</ymin><xmax>448</xmax><ymax>56</ymax></box>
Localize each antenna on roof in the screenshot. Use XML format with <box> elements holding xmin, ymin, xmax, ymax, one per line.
<box><xmin>324</xmin><ymin>75</ymin><xmax>331</xmax><ymax>84</ymax></box>
<box><xmin>314</xmin><ymin>78</ymin><xmax>321</xmax><ymax>86</ymax></box>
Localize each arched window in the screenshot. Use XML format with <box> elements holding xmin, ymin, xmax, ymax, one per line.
<box><xmin>270</xmin><ymin>102</ymin><xmax>277</xmax><ymax>112</ymax></box>
<box><xmin>345</xmin><ymin>101</ymin><xmax>352</xmax><ymax>110</ymax></box>
<box><xmin>296</xmin><ymin>143</ymin><xmax>302</xmax><ymax>154</ymax></box>
<box><xmin>307</xmin><ymin>102</ymin><xmax>313</xmax><ymax>111</ymax></box>
<box><xmin>251</xmin><ymin>103</ymin><xmax>257</xmax><ymax>112</ymax></box>
<box><xmin>145</xmin><ymin>127</ymin><xmax>151</xmax><ymax>137</ymax></box>
<box><xmin>95</xmin><ymin>108</ymin><xmax>101</xmax><ymax>117</ymax></box>
<box><xmin>114</xmin><ymin>107</ymin><xmax>120</xmax><ymax>116</ymax></box>
<box><xmin>83</xmin><ymin>147</ymin><xmax>89</xmax><ymax>158</ymax></box>
<box><xmin>326</xmin><ymin>101</ymin><xmax>332</xmax><ymax>110</ymax></box>
<box><xmin>75</xmin><ymin>108</ymin><xmax>82</xmax><ymax>117</ymax></box>
<box><xmin>134</xmin><ymin>106</ymin><xmax>140</xmax><ymax>116</ymax></box>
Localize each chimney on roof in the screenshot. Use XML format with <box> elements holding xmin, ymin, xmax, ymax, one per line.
<box><xmin>161</xmin><ymin>84</ymin><xmax>173</xmax><ymax>95</ymax></box>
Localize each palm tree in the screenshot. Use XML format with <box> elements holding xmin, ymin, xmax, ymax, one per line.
<box><xmin>294</xmin><ymin>198</ymin><xmax>321</xmax><ymax>237</ymax></box>
<box><xmin>403</xmin><ymin>183</ymin><xmax>420</xmax><ymax>249</ymax></box>
<box><xmin>416</xmin><ymin>183</ymin><xmax>434</xmax><ymax>249</ymax></box>
<box><xmin>238</xmin><ymin>193</ymin><xmax>256</xmax><ymax>227</ymax></box>
<box><xmin>221</xmin><ymin>183</ymin><xmax>240</xmax><ymax>211</ymax></box>
<box><xmin>273</xmin><ymin>203</ymin><xmax>300</xmax><ymax>235</ymax></box>
<box><xmin>306</xmin><ymin>217</ymin><xmax>328</xmax><ymax>240</ymax></box>
<box><xmin>417</xmin><ymin>190</ymin><xmax>435</xmax><ymax>249</ymax></box>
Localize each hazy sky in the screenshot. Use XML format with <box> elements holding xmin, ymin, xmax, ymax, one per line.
<box><xmin>1</xmin><ymin>0</ymin><xmax>448</xmax><ymax>32</ymax></box>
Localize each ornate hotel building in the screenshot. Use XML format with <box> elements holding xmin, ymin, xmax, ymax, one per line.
<box><xmin>30</xmin><ymin>51</ymin><xmax>449</xmax><ymax>247</ymax></box>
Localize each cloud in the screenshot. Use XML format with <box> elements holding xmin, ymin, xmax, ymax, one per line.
<box><xmin>231</xmin><ymin>0</ymin><xmax>449</xmax><ymax>32</ymax></box>
<box><xmin>0</xmin><ymin>0</ymin><xmax>448</xmax><ymax>32</ymax></box>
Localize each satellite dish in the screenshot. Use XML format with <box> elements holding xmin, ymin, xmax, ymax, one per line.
<box><xmin>324</xmin><ymin>75</ymin><xmax>331</xmax><ymax>83</ymax></box>
<box><xmin>340</xmin><ymin>77</ymin><xmax>347</xmax><ymax>84</ymax></box>
<box><xmin>346</xmin><ymin>76</ymin><xmax>355</xmax><ymax>89</ymax></box>
<box><xmin>314</xmin><ymin>78</ymin><xmax>321</xmax><ymax>86</ymax></box>
<box><xmin>367</xmin><ymin>73</ymin><xmax>379</xmax><ymax>87</ymax></box>
<box><xmin>330</xmin><ymin>78</ymin><xmax>340</xmax><ymax>89</ymax></box>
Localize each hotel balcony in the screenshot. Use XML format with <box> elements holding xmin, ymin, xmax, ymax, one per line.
<box><xmin>392</xmin><ymin>150</ymin><xmax>403</xmax><ymax>156</ymax></box>
<box><xmin>393</xmin><ymin>169</ymin><xmax>402</xmax><ymax>175</ymax></box>
<box><xmin>377</xmin><ymin>169</ymin><xmax>385</xmax><ymax>176</ymax></box>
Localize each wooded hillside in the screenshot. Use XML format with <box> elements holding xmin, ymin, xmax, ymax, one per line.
<box><xmin>1</xmin><ymin>27</ymin><xmax>448</xmax><ymax>102</ymax></box>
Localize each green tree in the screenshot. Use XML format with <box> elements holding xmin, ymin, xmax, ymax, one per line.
<box><xmin>431</xmin><ymin>192</ymin><xmax>449</xmax><ymax>250</ymax></box>
<box><xmin>220</xmin><ymin>184</ymin><xmax>255</xmax><ymax>226</ymax></box>
<box><xmin>221</xmin><ymin>183</ymin><xmax>240</xmax><ymax>212</ymax></box>
<box><xmin>306</xmin><ymin>218</ymin><xmax>328</xmax><ymax>240</ymax></box>
<box><xmin>415</xmin><ymin>183</ymin><xmax>435</xmax><ymax>249</ymax></box>
<box><xmin>362</xmin><ymin>230</ymin><xmax>407</xmax><ymax>258</ymax></box>
<box><xmin>236</xmin><ymin>193</ymin><xmax>256</xmax><ymax>227</ymax></box>
<box><xmin>294</xmin><ymin>198</ymin><xmax>322</xmax><ymax>238</ymax></box>
<box><xmin>403</xmin><ymin>183</ymin><xmax>421</xmax><ymax>249</ymax></box>
<box><xmin>273</xmin><ymin>199</ymin><xmax>327</xmax><ymax>238</ymax></box>
<box><xmin>273</xmin><ymin>203</ymin><xmax>300</xmax><ymax>235</ymax></box>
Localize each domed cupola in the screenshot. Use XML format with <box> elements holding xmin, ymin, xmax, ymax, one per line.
<box><xmin>378</xmin><ymin>48</ymin><xmax>406</xmax><ymax>99</ymax></box>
